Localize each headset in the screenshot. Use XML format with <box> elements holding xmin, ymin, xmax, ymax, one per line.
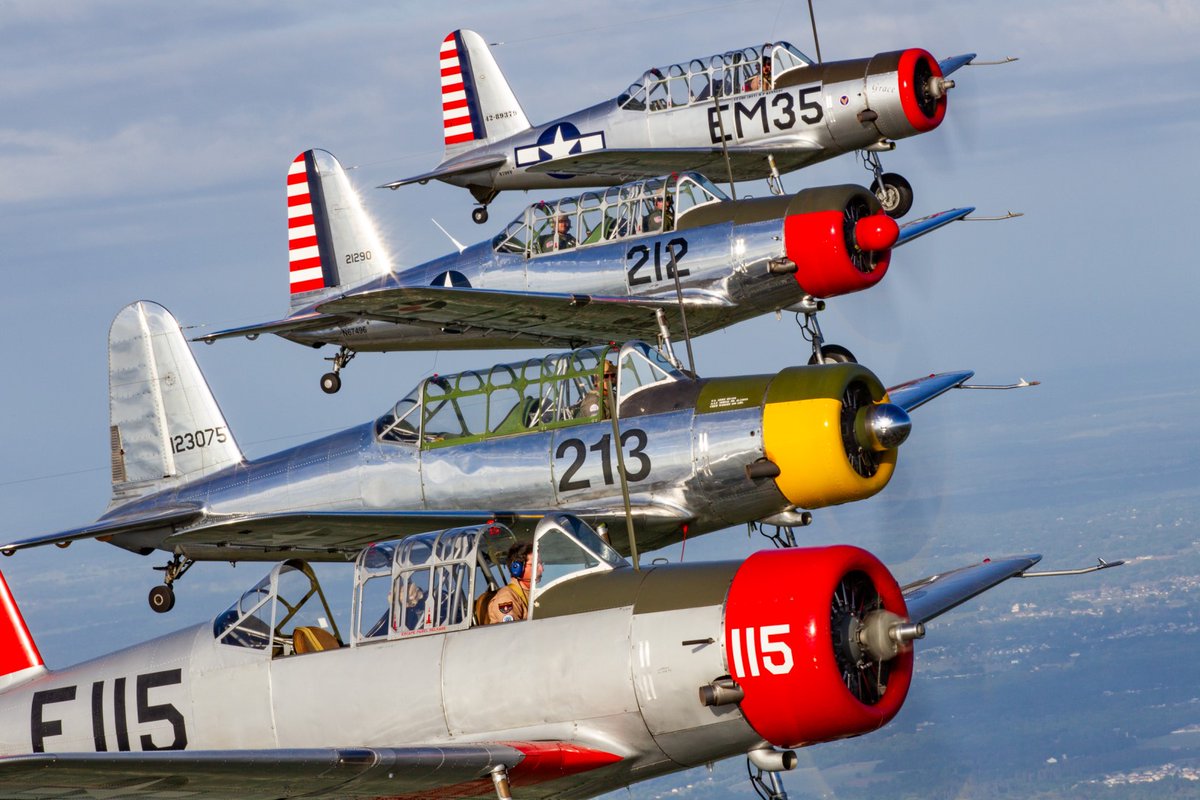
<box><xmin>509</xmin><ymin>558</ymin><xmax>526</xmax><ymax>579</ymax></box>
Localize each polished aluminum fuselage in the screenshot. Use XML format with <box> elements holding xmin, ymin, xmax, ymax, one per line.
<box><xmin>0</xmin><ymin>567</ymin><xmax>754</xmax><ymax>799</ymax></box>
<box><xmin>105</xmin><ymin>401</ymin><xmax>783</xmax><ymax>560</ymax></box>
<box><xmin>285</xmin><ymin>216</ymin><xmax>803</xmax><ymax>352</ymax></box>
<box><xmin>441</xmin><ymin>61</ymin><xmax>896</xmax><ymax>193</ymax></box>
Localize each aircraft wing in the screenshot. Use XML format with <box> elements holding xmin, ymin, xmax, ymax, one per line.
<box><xmin>380</xmin><ymin>154</ymin><xmax>509</xmax><ymax>190</ymax></box>
<box><xmin>520</xmin><ymin>144</ymin><xmax>823</xmax><ymax>182</ymax></box>
<box><xmin>902</xmin><ymin>553</ymin><xmax>1041</xmax><ymax>624</ymax></box>
<box><xmin>895</xmin><ymin>207</ymin><xmax>974</xmax><ymax>247</ymax></box>
<box><xmin>163</xmin><ymin>505</ymin><xmax>692</xmax><ymax>557</ymax></box>
<box><xmin>4</xmin><ymin>504</ymin><xmax>692</xmax><ymax>560</ymax></box>
<box><xmin>0</xmin><ymin>741</ymin><xmax>620</xmax><ymax>800</ymax></box>
<box><xmin>316</xmin><ymin>285</ymin><xmax>734</xmax><ymax>346</ymax></box>
<box><xmin>190</xmin><ymin>311</ymin><xmax>346</xmax><ymax>344</ymax></box>
<box><xmin>938</xmin><ymin>53</ymin><xmax>977</xmax><ymax>76</ymax></box>
<box><xmin>885</xmin><ymin>371</ymin><xmax>974</xmax><ymax>412</ymax></box>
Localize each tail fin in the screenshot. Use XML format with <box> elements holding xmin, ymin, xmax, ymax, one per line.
<box><xmin>108</xmin><ymin>301</ymin><xmax>244</xmax><ymax>506</ymax></box>
<box><xmin>440</xmin><ymin>29</ymin><xmax>531</xmax><ymax>157</ymax></box>
<box><xmin>287</xmin><ymin>149</ymin><xmax>393</xmax><ymax>311</ymax></box>
<box><xmin>0</xmin><ymin>570</ymin><xmax>46</xmax><ymax>692</ymax></box>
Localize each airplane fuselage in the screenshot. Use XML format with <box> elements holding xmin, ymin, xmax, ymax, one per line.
<box><xmin>284</xmin><ymin>214</ymin><xmax>803</xmax><ymax>353</ymax></box>
<box><xmin>438</xmin><ymin>50</ymin><xmax>943</xmax><ymax>193</ymax></box>
<box><xmin>102</xmin><ymin>386</ymin><xmax>786</xmax><ymax>561</ymax></box>
<box><xmin>0</xmin><ymin>542</ymin><xmax>915</xmax><ymax>800</ymax></box>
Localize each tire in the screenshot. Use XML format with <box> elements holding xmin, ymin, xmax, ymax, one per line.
<box><xmin>320</xmin><ymin>372</ymin><xmax>342</xmax><ymax>394</ymax></box>
<box><xmin>149</xmin><ymin>585</ymin><xmax>176</xmax><ymax>614</ymax></box>
<box><xmin>471</xmin><ymin>206</ymin><xmax>489</xmax><ymax>224</ymax></box>
<box><xmin>870</xmin><ymin>173</ymin><xmax>914</xmax><ymax>219</ymax></box>
<box><xmin>808</xmin><ymin>344</ymin><xmax>857</xmax><ymax>365</ymax></box>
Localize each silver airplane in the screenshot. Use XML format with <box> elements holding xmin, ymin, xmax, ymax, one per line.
<box><xmin>383</xmin><ymin>30</ymin><xmax>982</xmax><ymax>222</ymax></box>
<box><xmin>0</xmin><ymin>514</ymin><xmax>1116</xmax><ymax>800</ymax></box>
<box><xmin>198</xmin><ymin>149</ymin><xmax>972</xmax><ymax>393</ymax></box>
<box><xmin>0</xmin><ymin>301</ymin><xmax>991</xmax><ymax>612</ymax></box>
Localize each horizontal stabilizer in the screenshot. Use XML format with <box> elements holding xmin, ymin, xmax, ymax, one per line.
<box><xmin>316</xmin><ymin>284</ymin><xmax>734</xmax><ymax>347</ymax></box>
<box><xmin>885</xmin><ymin>371</ymin><xmax>974</xmax><ymax>412</ymax></box>
<box><xmin>938</xmin><ymin>53</ymin><xmax>977</xmax><ymax>76</ymax></box>
<box><xmin>379</xmin><ymin>154</ymin><xmax>509</xmax><ymax>190</ymax></box>
<box><xmin>191</xmin><ymin>311</ymin><xmax>347</xmax><ymax>344</ymax></box>
<box><xmin>903</xmin><ymin>554</ymin><xmax>1041</xmax><ymax>623</ymax></box>
<box><xmin>0</xmin><ymin>504</ymin><xmax>204</xmax><ymax>555</ymax></box>
<box><xmin>0</xmin><ymin>741</ymin><xmax>621</xmax><ymax>800</ymax></box>
<box><xmin>895</xmin><ymin>207</ymin><xmax>973</xmax><ymax>247</ymax></box>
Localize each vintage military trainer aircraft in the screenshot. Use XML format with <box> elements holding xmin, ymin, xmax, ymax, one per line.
<box><xmin>0</xmin><ymin>301</ymin><xmax>1006</xmax><ymax>612</ymax></box>
<box><xmin>197</xmin><ymin>149</ymin><xmax>971</xmax><ymax>393</ymax></box>
<box><xmin>382</xmin><ymin>30</ymin><xmax>981</xmax><ymax>222</ymax></box>
<box><xmin>0</xmin><ymin>515</ymin><xmax>1119</xmax><ymax>800</ymax></box>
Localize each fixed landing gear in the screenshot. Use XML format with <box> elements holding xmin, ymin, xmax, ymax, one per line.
<box><xmin>765</xmin><ymin>153</ymin><xmax>786</xmax><ymax>197</ymax></box>
<box><xmin>793</xmin><ymin>297</ymin><xmax>857</xmax><ymax>366</ymax></box>
<box><xmin>747</xmin><ymin>753</ymin><xmax>793</xmax><ymax>800</ymax></box>
<box><xmin>807</xmin><ymin>343</ymin><xmax>856</xmax><ymax>365</ymax></box>
<box><xmin>469</xmin><ymin>186</ymin><xmax>499</xmax><ymax>225</ymax></box>
<box><xmin>321</xmin><ymin>346</ymin><xmax>356</xmax><ymax>394</ymax></box>
<box><xmin>861</xmin><ymin>150</ymin><xmax>913</xmax><ymax>219</ymax></box>
<box><xmin>149</xmin><ymin>554</ymin><xmax>195</xmax><ymax>613</ymax></box>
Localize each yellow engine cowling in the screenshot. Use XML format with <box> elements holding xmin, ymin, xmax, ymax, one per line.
<box><xmin>762</xmin><ymin>363</ymin><xmax>897</xmax><ymax>509</ymax></box>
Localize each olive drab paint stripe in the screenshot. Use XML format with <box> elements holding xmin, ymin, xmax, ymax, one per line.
<box><xmin>287</xmin><ymin>154</ymin><xmax>325</xmax><ymax>295</ymax></box>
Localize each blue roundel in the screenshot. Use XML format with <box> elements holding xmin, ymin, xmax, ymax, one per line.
<box><xmin>538</xmin><ymin>122</ymin><xmax>582</xmax><ymax>148</ymax></box>
<box><xmin>512</xmin><ymin>122</ymin><xmax>607</xmax><ymax>180</ymax></box>
<box><xmin>432</xmin><ymin>271</ymin><xmax>471</xmax><ymax>288</ymax></box>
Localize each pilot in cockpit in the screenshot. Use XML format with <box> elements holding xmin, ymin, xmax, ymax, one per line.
<box><xmin>575</xmin><ymin>359</ymin><xmax>617</xmax><ymax>419</ymax></box>
<box><xmin>403</xmin><ymin>581</ymin><xmax>427</xmax><ymax>630</ymax></box>
<box><xmin>644</xmin><ymin>195</ymin><xmax>673</xmax><ymax>233</ymax></box>
<box><xmin>745</xmin><ymin>51</ymin><xmax>773</xmax><ymax>92</ymax></box>
<box><xmin>540</xmin><ymin>215</ymin><xmax>576</xmax><ymax>251</ymax></box>
<box><xmin>487</xmin><ymin>541</ymin><xmax>539</xmax><ymax>623</ymax></box>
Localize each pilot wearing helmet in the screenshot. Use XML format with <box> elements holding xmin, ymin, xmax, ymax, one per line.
<box><xmin>540</xmin><ymin>215</ymin><xmax>576</xmax><ymax>251</ymax></box>
<box><xmin>487</xmin><ymin>541</ymin><xmax>540</xmax><ymax>623</ymax></box>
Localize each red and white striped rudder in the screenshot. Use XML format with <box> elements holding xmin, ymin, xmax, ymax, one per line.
<box><xmin>441</xmin><ymin>32</ymin><xmax>480</xmax><ymax>146</ymax></box>
<box><xmin>287</xmin><ymin>153</ymin><xmax>326</xmax><ymax>296</ymax></box>
<box><xmin>0</xmin><ymin>570</ymin><xmax>46</xmax><ymax>692</ymax></box>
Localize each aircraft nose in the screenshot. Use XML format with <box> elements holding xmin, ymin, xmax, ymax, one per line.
<box><xmin>722</xmin><ymin>545</ymin><xmax>914</xmax><ymax>748</ymax></box>
<box><xmin>782</xmin><ymin>186</ymin><xmax>894</xmax><ymax>299</ymax></box>
<box><xmin>864</xmin><ymin>48</ymin><xmax>948</xmax><ymax>138</ymax></box>
<box><xmin>853</xmin><ymin>213</ymin><xmax>899</xmax><ymax>252</ymax></box>
<box><xmin>855</xmin><ymin>402</ymin><xmax>911</xmax><ymax>451</ymax></box>
<box><xmin>760</xmin><ymin>364</ymin><xmax>899</xmax><ymax>509</ymax></box>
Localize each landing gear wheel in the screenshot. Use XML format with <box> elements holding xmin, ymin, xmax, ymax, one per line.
<box><xmin>320</xmin><ymin>372</ymin><xmax>342</xmax><ymax>394</ymax></box>
<box><xmin>148</xmin><ymin>584</ymin><xmax>175</xmax><ymax>614</ymax></box>
<box><xmin>870</xmin><ymin>173</ymin><xmax>913</xmax><ymax>219</ymax></box>
<box><xmin>471</xmin><ymin>206</ymin><xmax>489</xmax><ymax>225</ymax></box>
<box><xmin>808</xmin><ymin>344</ymin><xmax>857</xmax><ymax>365</ymax></box>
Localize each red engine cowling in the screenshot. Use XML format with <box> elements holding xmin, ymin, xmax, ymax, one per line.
<box><xmin>783</xmin><ymin>185</ymin><xmax>898</xmax><ymax>298</ymax></box>
<box><xmin>723</xmin><ymin>546</ymin><xmax>913</xmax><ymax>748</ymax></box>
<box><xmin>865</xmin><ymin>48</ymin><xmax>948</xmax><ymax>139</ymax></box>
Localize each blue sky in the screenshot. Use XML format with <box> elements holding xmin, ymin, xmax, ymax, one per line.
<box><xmin>0</xmin><ymin>0</ymin><xmax>1197</xmax><ymax>750</ymax></box>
